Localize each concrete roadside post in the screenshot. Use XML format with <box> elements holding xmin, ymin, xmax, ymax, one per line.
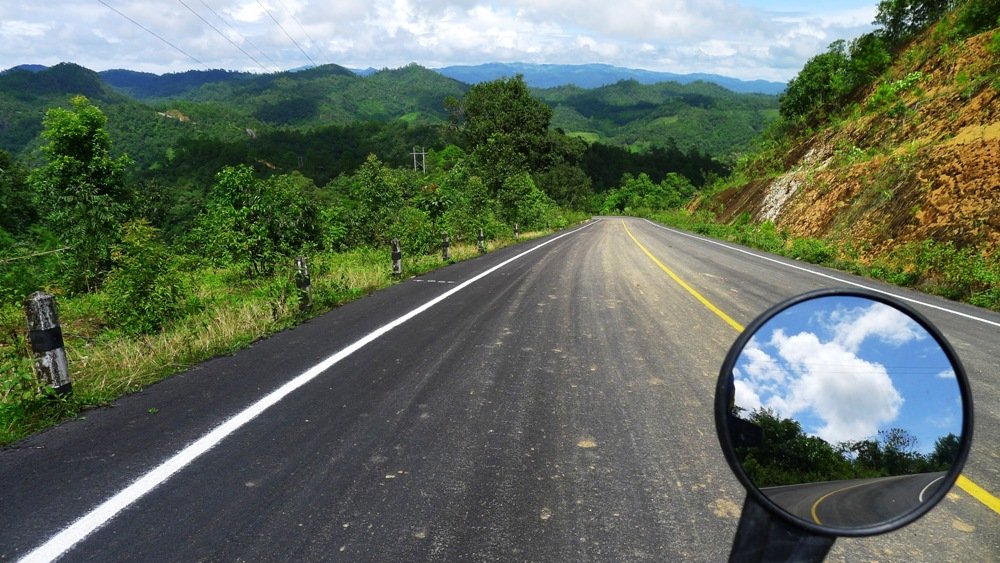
<box><xmin>478</xmin><ymin>228</ymin><xmax>486</xmax><ymax>254</ymax></box>
<box><xmin>391</xmin><ymin>238</ymin><xmax>403</xmax><ymax>278</ymax></box>
<box><xmin>23</xmin><ymin>292</ymin><xmax>72</xmax><ymax>396</ymax></box>
<box><xmin>442</xmin><ymin>232</ymin><xmax>451</xmax><ymax>262</ymax></box>
<box><xmin>295</xmin><ymin>256</ymin><xmax>312</xmax><ymax>311</ymax></box>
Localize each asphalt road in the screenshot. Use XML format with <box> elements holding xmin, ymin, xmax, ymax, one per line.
<box><xmin>762</xmin><ymin>472</ymin><xmax>949</xmax><ymax>529</ymax></box>
<box><xmin>1</xmin><ymin>217</ymin><xmax>997</xmax><ymax>561</ymax></box>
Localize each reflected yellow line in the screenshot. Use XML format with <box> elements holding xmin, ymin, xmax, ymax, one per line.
<box><xmin>622</xmin><ymin>220</ymin><xmax>1000</xmax><ymax>518</ymax></box>
<box><xmin>621</xmin><ymin>221</ymin><xmax>744</xmax><ymax>332</ymax></box>
<box><xmin>810</xmin><ymin>480</ymin><xmax>879</xmax><ymax>525</ymax></box>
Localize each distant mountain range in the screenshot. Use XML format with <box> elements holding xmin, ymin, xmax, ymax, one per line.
<box><xmin>5</xmin><ymin>61</ymin><xmax>784</xmax><ymax>95</ymax></box>
<box><xmin>431</xmin><ymin>63</ymin><xmax>786</xmax><ymax>95</ymax></box>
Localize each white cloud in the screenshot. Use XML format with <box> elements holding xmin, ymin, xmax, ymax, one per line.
<box><xmin>829</xmin><ymin>302</ymin><xmax>925</xmax><ymax>353</ymax></box>
<box><xmin>1</xmin><ymin>20</ymin><xmax>50</xmax><ymax>40</ymax></box>
<box><xmin>937</xmin><ymin>368</ymin><xmax>956</xmax><ymax>380</ymax></box>
<box><xmin>0</xmin><ymin>0</ymin><xmax>878</xmax><ymax>79</ymax></box>
<box><xmin>733</xmin><ymin>302</ymin><xmax>919</xmax><ymax>445</ymax></box>
<box><xmin>767</xmin><ymin>329</ymin><xmax>903</xmax><ymax>444</ymax></box>
<box><xmin>229</xmin><ymin>1</ymin><xmax>268</xmax><ymax>23</ymax></box>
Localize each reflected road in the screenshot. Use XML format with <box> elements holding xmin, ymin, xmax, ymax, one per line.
<box><xmin>762</xmin><ymin>471</ymin><xmax>948</xmax><ymax>528</ymax></box>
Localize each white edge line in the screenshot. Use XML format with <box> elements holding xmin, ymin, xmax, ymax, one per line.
<box><xmin>19</xmin><ymin>220</ymin><xmax>599</xmax><ymax>563</ymax></box>
<box><xmin>919</xmin><ymin>475</ymin><xmax>947</xmax><ymax>503</ymax></box>
<box><xmin>642</xmin><ymin>219</ymin><xmax>1000</xmax><ymax>329</ymax></box>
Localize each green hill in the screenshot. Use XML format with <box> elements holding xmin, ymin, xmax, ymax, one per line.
<box><xmin>537</xmin><ymin>80</ymin><xmax>779</xmax><ymax>157</ymax></box>
<box><xmin>2</xmin><ymin>62</ymin><xmax>778</xmax><ymax>165</ymax></box>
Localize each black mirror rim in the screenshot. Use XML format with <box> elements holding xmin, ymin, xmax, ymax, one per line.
<box><xmin>715</xmin><ymin>288</ymin><xmax>975</xmax><ymax>538</ymax></box>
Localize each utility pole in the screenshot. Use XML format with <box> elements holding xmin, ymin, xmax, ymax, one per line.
<box><xmin>411</xmin><ymin>146</ymin><xmax>427</xmax><ymax>173</ymax></box>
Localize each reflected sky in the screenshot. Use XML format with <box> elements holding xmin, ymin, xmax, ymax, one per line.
<box><xmin>733</xmin><ymin>296</ymin><xmax>962</xmax><ymax>453</ymax></box>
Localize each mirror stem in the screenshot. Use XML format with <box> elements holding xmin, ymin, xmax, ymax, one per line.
<box><xmin>728</xmin><ymin>495</ymin><xmax>835</xmax><ymax>563</ymax></box>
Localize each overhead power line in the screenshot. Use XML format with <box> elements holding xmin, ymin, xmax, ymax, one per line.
<box><xmin>197</xmin><ymin>0</ymin><xmax>282</xmax><ymax>71</ymax></box>
<box><xmin>96</xmin><ymin>0</ymin><xmax>209</xmax><ymax>69</ymax></box>
<box><xmin>256</xmin><ymin>0</ymin><xmax>317</xmax><ymax>68</ymax></box>
<box><xmin>176</xmin><ymin>0</ymin><xmax>274</xmax><ymax>72</ymax></box>
<box><xmin>273</xmin><ymin>0</ymin><xmax>326</xmax><ymax>65</ymax></box>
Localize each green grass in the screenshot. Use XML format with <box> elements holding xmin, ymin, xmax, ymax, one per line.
<box><xmin>651</xmin><ymin>116</ymin><xmax>680</xmax><ymax>127</ymax></box>
<box><xmin>649</xmin><ymin>209</ymin><xmax>1000</xmax><ymax>312</ymax></box>
<box><xmin>0</xmin><ymin>229</ymin><xmax>560</xmax><ymax>446</ymax></box>
<box><xmin>567</xmin><ymin>131</ymin><xmax>601</xmax><ymax>143</ymax></box>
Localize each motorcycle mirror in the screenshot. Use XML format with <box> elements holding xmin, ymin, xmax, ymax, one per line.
<box><xmin>716</xmin><ymin>289</ymin><xmax>973</xmax><ymax>540</ymax></box>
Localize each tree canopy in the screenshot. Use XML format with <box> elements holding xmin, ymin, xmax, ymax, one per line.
<box><xmin>28</xmin><ymin>96</ymin><xmax>133</xmax><ymax>291</ymax></box>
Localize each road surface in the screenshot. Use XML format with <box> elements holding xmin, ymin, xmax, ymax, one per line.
<box><xmin>1</xmin><ymin>217</ymin><xmax>997</xmax><ymax>561</ymax></box>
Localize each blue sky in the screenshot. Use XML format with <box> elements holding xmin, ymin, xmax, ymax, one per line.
<box><xmin>0</xmin><ymin>1</ymin><xmax>879</xmax><ymax>81</ymax></box>
<box><xmin>732</xmin><ymin>296</ymin><xmax>964</xmax><ymax>454</ymax></box>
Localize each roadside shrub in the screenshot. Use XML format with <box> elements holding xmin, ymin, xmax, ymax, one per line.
<box><xmin>193</xmin><ymin>166</ymin><xmax>321</xmax><ymax>277</ymax></box>
<box><xmin>788</xmin><ymin>237</ymin><xmax>836</xmax><ymax>264</ymax></box>
<box><xmin>103</xmin><ymin>220</ymin><xmax>186</xmax><ymax>335</ymax></box>
<box><xmin>388</xmin><ymin>206</ymin><xmax>437</xmax><ymax>256</ymax></box>
<box><xmin>869</xmin><ymin>240</ymin><xmax>999</xmax><ymax>304</ymax></box>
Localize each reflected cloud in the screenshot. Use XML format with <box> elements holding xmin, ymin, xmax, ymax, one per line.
<box><xmin>734</xmin><ymin>303</ymin><xmax>922</xmax><ymax>444</ymax></box>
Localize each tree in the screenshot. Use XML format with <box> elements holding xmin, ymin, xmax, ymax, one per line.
<box><xmin>929</xmin><ymin>433</ymin><xmax>961</xmax><ymax>470</ymax></box>
<box><xmin>532</xmin><ymin>132</ymin><xmax>593</xmax><ymax>208</ymax></box>
<box><xmin>461</xmin><ymin>75</ymin><xmax>554</xmax><ymax>192</ymax></box>
<box><xmin>848</xmin><ymin>33</ymin><xmax>892</xmax><ymax>89</ymax></box>
<box><xmin>496</xmin><ymin>172</ymin><xmax>556</xmax><ymax>228</ymax></box>
<box><xmin>103</xmin><ymin>220</ymin><xmax>185</xmax><ymax>335</ymax></box>
<box><xmin>954</xmin><ymin>0</ymin><xmax>1000</xmax><ymax>37</ymax></box>
<box><xmin>879</xmin><ymin>427</ymin><xmax>922</xmax><ymax>475</ymax></box>
<box><xmin>0</xmin><ymin>151</ymin><xmax>38</xmax><ymax>235</ymax></box>
<box><xmin>779</xmin><ymin>41</ymin><xmax>852</xmax><ymax>122</ymax></box>
<box><xmin>875</xmin><ymin>0</ymin><xmax>954</xmax><ymax>47</ymax></box>
<box><xmin>194</xmin><ymin>165</ymin><xmax>320</xmax><ymax>276</ymax></box>
<box><xmin>348</xmin><ymin>154</ymin><xmax>405</xmax><ymax>247</ymax></box>
<box><xmin>29</xmin><ymin>96</ymin><xmax>133</xmax><ymax>292</ymax></box>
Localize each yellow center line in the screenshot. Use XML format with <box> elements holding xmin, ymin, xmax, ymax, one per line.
<box><xmin>621</xmin><ymin>220</ymin><xmax>1000</xmax><ymax>518</ymax></box>
<box><xmin>622</xmin><ymin>221</ymin><xmax>744</xmax><ymax>333</ymax></box>
<box><xmin>957</xmin><ymin>475</ymin><xmax>1000</xmax><ymax>515</ymax></box>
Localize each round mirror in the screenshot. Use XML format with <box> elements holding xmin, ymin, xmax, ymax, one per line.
<box><xmin>715</xmin><ymin>289</ymin><xmax>973</xmax><ymax>536</ymax></box>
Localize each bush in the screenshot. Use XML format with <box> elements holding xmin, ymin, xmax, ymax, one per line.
<box><xmin>788</xmin><ymin>237</ymin><xmax>836</xmax><ymax>264</ymax></box>
<box><xmin>867</xmin><ymin>71</ymin><xmax>925</xmax><ymax>116</ymax></box>
<box><xmin>103</xmin><ymin>220</ymin><xmax>186</xmax><ymax>335</ymax></box>
<box><xmin>388</xmin><ymin>206</ymin><xmax>437</xmax><ymax>255</ymax></box>
<box><xmin>192</xmin><ymin>166</ymin><xmax>321</xmax><ymax>276</ymax></box>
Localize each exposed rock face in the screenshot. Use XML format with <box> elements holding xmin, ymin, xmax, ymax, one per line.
<box><xmin>711</xmin><ymin>29</ymin><xmax>1000</xmax><ymax>262</ymax></box>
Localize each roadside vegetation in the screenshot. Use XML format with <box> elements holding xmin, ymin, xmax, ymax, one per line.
<box><xmin>736</xmin><ymin>408</ymin><xmax>959</xmax><ymax>487</ymax></box>
<box><xmin>0</xmin><ymin>77</ymin><xmax>590</xmax><ymax>446</ymax></box>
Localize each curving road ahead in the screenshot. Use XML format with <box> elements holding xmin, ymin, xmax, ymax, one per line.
<box><xmin>1</xmin><ymin>217</ymin><xmax>996</xmax><ymax>562</ymax></box>
<box><xmin>762</xmin><ymin>472</ymin><xmax>948</xmax><ymax>529</ymax></box>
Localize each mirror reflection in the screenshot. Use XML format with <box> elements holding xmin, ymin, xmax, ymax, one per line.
<box><xmin>725</xmin><ymin>295</ymin><xmax>964</xmax><ymax>530</ymax></box>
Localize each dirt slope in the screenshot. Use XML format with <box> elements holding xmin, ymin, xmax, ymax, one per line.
<box><xmin>712</xmin><ymin>28</ymin><xmax>999</xmax><ymax>262</ymax></box>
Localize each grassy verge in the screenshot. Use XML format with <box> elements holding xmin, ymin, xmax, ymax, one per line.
<box><xmin>649</xmin><ymin>209</ymin><xmax>1000</xmax><ymax>311</ymax></box>
<box><xmin>0</xmin><ymin>230</ymin><xmax>556</xmax><ymax>446</ymax></box>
